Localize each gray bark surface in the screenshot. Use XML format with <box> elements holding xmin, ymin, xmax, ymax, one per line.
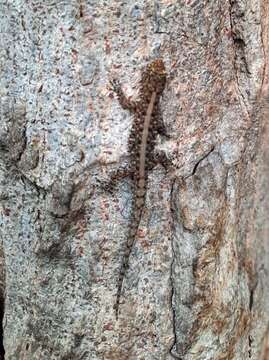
<box><xmin>0</xmin><ymin>1</ymin><xmax>269</xmax><ymax>359</ymax></box>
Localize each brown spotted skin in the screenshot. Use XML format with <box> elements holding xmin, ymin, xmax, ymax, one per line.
<box><xmin>110</xmin><ymin>59</ymin><xmax>167</xmax><ymax>318</ymax></box>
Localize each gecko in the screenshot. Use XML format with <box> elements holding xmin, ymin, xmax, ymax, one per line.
<box><xmin>110</xmin><ymin>59</ymin><xmax>167</xmax><ymax>318</ymax></box>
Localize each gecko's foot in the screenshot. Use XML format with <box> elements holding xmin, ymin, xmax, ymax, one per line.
<box><xmin>157</xmin><ymin>122</ymin><xmax>171</xmax><ymax>138</ymax></box>
<box><xmin>96</xmin><ymin>165</ymin><xmax>133</xmax><ymax>194</ymax></box>
<box><xmin>145</xmin><ymin>150</ymin><xmax>170</xmax><ymax>172</ymax></box>
<box><xmin>103</xmin><ymin>181</ymin><xmax>116</xmax><ymax>194</ymax></box>
<box><xmin>95</xmin><ymin>177</ymin><xmax>115</xmax><ymax>194</ymax></box>
<box><xmin>109</xmin><ymin>79</ymin><xmax>121</xmax><ymax>94</ymax></box>
<box><xmin>154</xmin><ymin>149</ymin><xmax>171</xmax><ymax>170</ymax></box>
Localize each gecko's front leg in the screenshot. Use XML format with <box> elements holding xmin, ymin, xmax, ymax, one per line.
<box><xmin>109</xmin><ymin>79</ymin><xmax>139</xmax><ymax>113</ymax></box>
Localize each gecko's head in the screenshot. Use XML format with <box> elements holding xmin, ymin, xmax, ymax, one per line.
<box><xmin>147</xmin><ymin>59</ymin><xmax>166</xmax><ymax>80</ymax></box>
<box><xmin>142</xmin><ymin>59</ymin><xmax>166</xmax><ymax>95</ymax></box>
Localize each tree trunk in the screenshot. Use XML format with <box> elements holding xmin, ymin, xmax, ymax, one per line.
<box><xmin>1</xmin><ymin>1</ymin><xmax>269</xmax><ymax>359</ymax></box>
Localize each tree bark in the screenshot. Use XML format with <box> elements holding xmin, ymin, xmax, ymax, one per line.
<box><xmin>0</xmin><ymin>1</ymin><xmax>269</xmax><ymax>359</ymax></box>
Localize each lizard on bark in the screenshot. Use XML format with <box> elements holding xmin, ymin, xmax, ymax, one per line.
<box><xmin>110</xmin><ymin>59</ymin><xmax>167</xmax><ymax>318</ymax></box>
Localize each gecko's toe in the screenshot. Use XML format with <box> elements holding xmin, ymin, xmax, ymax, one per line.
<box><xmin>109</xmin><ymin>79</ymin><xmax>120</xmax><ymax>92</ymax></box>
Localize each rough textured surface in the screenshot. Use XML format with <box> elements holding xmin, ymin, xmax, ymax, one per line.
<box><xmin>0</xmin><ymin>0</ymin><xmax>269</xmax><ymax>359</ymax></box>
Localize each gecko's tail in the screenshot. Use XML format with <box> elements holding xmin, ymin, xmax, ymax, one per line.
<box><xmin>114</xmin><ymin>255</ymin><xmax>130</xmax><ymax>319</ymax></box>
<box><xmin>114</xmin><ymin>228</ymin><xmax>137</xmax><ymax>319</ymax></box>
<box><xmin>114</xmin><ymin>198</ymin><xmax>144</xmax><ymax>319</ymax></box>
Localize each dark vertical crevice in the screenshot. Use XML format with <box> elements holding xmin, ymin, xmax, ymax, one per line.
<box><xmin>169</xmin><ymin>179</ymin><xmax>182</xmax><ymax>359</ymax></box>
<box><xmin>248</xmin><ymin>335</ymin><xmax>253</xmax><ymax>358</ymax></box>
<box><xmin>228</xmin><ymin>0</ymin><xmax>251</xmax><ymax>117</ymax></box>
<box><xmin>248</xmin><ymin>281</ymin><xmax>257</xmax><ymax>359</ymax></box>
<box><xmin>0</xmin><ymin>247</ymin><xmax>6</xmax><ymax>360</ymax></box>
<box><xmin>0</xmin><ymin>295</ymin><xmax>5</xmax><ymax>359</ymax></box>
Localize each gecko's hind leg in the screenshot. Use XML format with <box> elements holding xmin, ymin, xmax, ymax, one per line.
<box><xmin>145</xmin><ymin>149</ymin><xmax>171</xmax><ymax>173</ymax></box>
<box><xmin>99</xmin><ymin>164</ymin><xmax>135</xmax><ymax>194</ymax></box>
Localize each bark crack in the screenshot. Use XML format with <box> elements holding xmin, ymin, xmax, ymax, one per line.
<box><xmin>0</xmin><ymin>296</ymin><xmax>4</xmax><ymax>360</ymax></box>
<box><xmin>260</xmin><ymin>1</ymin><xmax>268</xmax><ymax>92</ymax></box>
<box><xmin>248</xmin><ymin>279</ymin><xmax>257</xmax><ymax>358</ymax></box>
<box><xmin>248</xmin><ymin>335</ymin><xmax>253</xmax><ymax>358</ymax></box>
<box><xmin>185</xmin><ymin>146</ymin><xmax>215</xmax><ymax>179</ymax></box>
<box><xmin>169</xmin><ymin>179</ymin><xmax>181</xmax><ymax>359</ymax></box>
<box><xmin>192</xmin><ymin>146</ymin><xmax>214</xmax><ymax>177</ymax></box>
<box><xmin>228</xmin><ymin>0</ymin><xmax>250</xmax><ymax>116</ymax></box>
<box><xmin>0</xmin><ymin>249</ymin><xmax>5</xmax><ymax>360</ymax></box>
<box><xmin>16</xmin><ymin>120</ymin><xmax>28</xmax><ymax>164</ymax></box>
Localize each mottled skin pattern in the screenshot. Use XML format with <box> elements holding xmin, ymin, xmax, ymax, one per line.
<box><xmin>110</xmin><ymin>59</ymin><xmax>167</xmax><ymax>318</ymax></box>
